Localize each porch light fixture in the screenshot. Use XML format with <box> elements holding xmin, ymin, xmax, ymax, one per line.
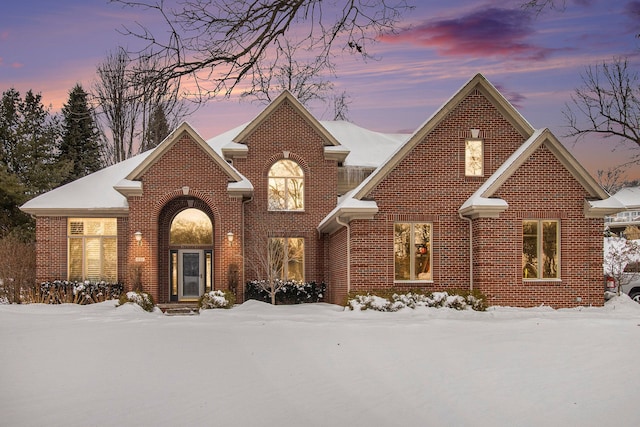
<box><xmin>134</xmin><ymin>231</ymin><xmax>143</xmax><ymax>246</ymax></box>
<box><xmin>226</xmin><ymin>232</ymin><xmax>234</xmax><ymax>246</ymax></box>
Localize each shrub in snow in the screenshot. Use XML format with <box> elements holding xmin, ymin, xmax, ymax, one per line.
<box><xmin>31</xmin><ymin>280</ymin><xmax>124</xmax><ymax>304</ymax></box>
<box><xmin>346</xmin><ymin>289</ymin><xmax>486</xmax><ymax>312</ymax></box>
<box><xmin>245</xmin><ymin>280</ymin><xmax>325</xmax><ymax>304</ymax></box>
<box><xmin>198</xmin><ymin>290</ymin><xmax>235</xmax><ymax>310</ymax></box>
<box><xmin>118</xmin><ymin>291</ymin><xmax>155</xmax><ymax>312</ymax></box>
<box><xmin>0</xmin><ymin>234</ymin><xmax>35</xmax><ymax>304</ymax></box>
<box><xmin>604</xmin><ymin>237</ymin><xmax>640</xmax><ymax>295</ymax></box>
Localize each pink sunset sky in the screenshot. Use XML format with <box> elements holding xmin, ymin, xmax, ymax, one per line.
<box><xmin>1</xmin><ymin>0</ymin><xmax>639</xmax><ymax>180</ymax></box>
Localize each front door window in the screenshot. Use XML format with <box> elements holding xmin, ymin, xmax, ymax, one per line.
<box><xmin>179</xmin><ymin>250</ymin><xmax>203</xmax><ymax>300</ymax></box>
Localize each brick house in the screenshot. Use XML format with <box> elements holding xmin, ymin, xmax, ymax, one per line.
<box><xmin>21</xmin><ymin>74</ymin><xmax>626</xmax><ymax>308</ymax></box>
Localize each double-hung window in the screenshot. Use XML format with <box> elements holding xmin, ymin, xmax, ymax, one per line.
<box><xmin>68</xmin><ymin>218</ymin><xmax>117</xmax><ymax>282</ymax></box>
<box><xmin>522</xmin><ymin>220</ymin><xmax>559</xmax><ymax>279</ymax></box>
<box><xmin>394</xmin><ymin>223</ymin><xmax>432</xmax><ymax>281</ymax></box>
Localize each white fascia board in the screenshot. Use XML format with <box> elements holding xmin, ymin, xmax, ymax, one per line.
<box><xmin>458</xmin><ymin>197</ymin><xmax>509</xmax><ymax>219</ymax></box>
<box><xmin>113</xmin><ymin>179</ymin><xmax>143</xmax><ymax>197</ymax></box>
<box><xmin>585</xmin><ymin>197</ymin><xmax>627</xmax><ymax>218</ymax></box>
<box><xmin>318</xmin><ymin>199</ymin><xmax>378</xmax><ymax>233</ymax></box>
<box><xmin>323</xmin><ymin>145</ymin><xmax>350</xmax><ymax>162</ymax></box>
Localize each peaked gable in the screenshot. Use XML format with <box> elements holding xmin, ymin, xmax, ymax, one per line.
<box><xmin>231</xmin><ymin>91</ymin><xmax>349</xmax><ymax>162</ymax></box>
<box><xmin>127</xmin><ymin>122</ymin><xmax>242</xmax><ymax>182</ymax></box>
<box><xmin>124</xmin><ymin>122</ymin><xmax>253</xmax><ymax>198</ymax></box>
<box><xmin>352</xmin><ymin>73</ymin><xmax>535</xmax><ymax>200</ymax></box>
<box><xmin>459</xmin><ymin>128</ymin><xmax>617</xmax><ymax>218</ymax></box>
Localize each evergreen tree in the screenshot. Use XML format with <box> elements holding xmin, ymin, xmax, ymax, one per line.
<box><xmin>142</xmin><ymin>103</ymin><xmax>170</xmax><ymax>152</ymax></box>
<box><xmin>59</xmin><ymin>84</ymin><xmax>102</xmax><ymax>183</ymax></box>
<box><xmin>0</xmin><ymin>89</ymin><xmax>69</xmax><ymax>195</ymax></box>
<box><xmin>0</xmin><ymin>88</ymin><xmax>21</xmax><ymax>175</ymax></box>
<box><xmin>0</xmin><ymin>163</ymin><xmax>31</xmax><ymax>238</ymax></box>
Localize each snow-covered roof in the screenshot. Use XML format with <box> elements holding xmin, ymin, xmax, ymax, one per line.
<box><xmin>208</xmin><ymin>120</ymin><xmax>407</xmax><ymax>168</ymax></box>
<box><xmin>611</xmin><ymin>187</ymin><xmax>640</xmax><ymax>209</ymax></box>
<box><xmin>21</xmin><ymin>122</ymin><xmax>254</xmax><ymax>216</ymax></box>
<box><xmin>21</xmin><ymin>115</ymin><xmax>407</xmax><ymax>216</ymax></box>
<box><xmin>20</xmin><ymin>152</ymin><xmax>153</xmax><ymax>216</ymax></box>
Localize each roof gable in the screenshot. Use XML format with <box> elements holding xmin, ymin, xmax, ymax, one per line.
<box><xmin>459</xmin><ymin>128</ymin><xmax>613</xmax><ymax>218</ymax></box>
<box><xmin>232</xmin><ymin>91</ymin><xmax>342</xmax><ymax>148</ymax></box>
<box><xmin>353</xmin><ymin>73</ymin><xmax>534</xmax><ymax>200</ymax></box>
<box><xmin>126</xmin><ymin>121</ymin><xmax>244</xmax><ymax>183</ymax></box>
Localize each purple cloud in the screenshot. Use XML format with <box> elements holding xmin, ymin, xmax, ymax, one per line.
<box><xmin>625</xmin><ymin>1</ymin><xmax>640</xmax><ymax>16</ymax></box>
<box><xmin>381</xmin><ymin>7</ymin><xmax>551</xmax><ymax>60</ymax></box>
<box><xmin>493</xmin><ymin>83</ymin><xmax>527</xmax><ymax>109</ymax></box>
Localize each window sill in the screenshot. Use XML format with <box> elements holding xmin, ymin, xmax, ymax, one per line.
<box><xmin>394</xmin><ymin>280</ymin><xmax>433</xmax><ymax>285</ymax></box>
<box><xmin>522</xmin><ymin>279</ymin><xmax>562</xmax><ymax>284</ymax></box>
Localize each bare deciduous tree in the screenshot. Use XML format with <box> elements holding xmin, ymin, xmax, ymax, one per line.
<box><xmin>563</xmin><ymin>58</ymin><xmax>640</xmax><ymax>167</ymax></box>
<box><xmin>245</xmin><ymin>231</ymin><xmax>288</xmax><ymax>305</ymax></box>
<box><xmin>240</xmin><ymin>40</ymin><xmax>336</xmax><ymax>107</ymax></box>
<box><xmin>521</xmin><ymin>0</ymin><xmax>566</xmax><ymax>13</ymax></box>
<box><xmin>110</xmin><ymin>0</ymin><xmax>412</xmax><ymax>100</ymax></box>
<box><xmin>93</xmin><ymin>48</ymin><xmax>188</xmax><ymax>164</ymax></box>
<box><xmin>332</xmin><ymin>90</ymin><xmax>352</xmax><ymax>121</ymax></box>
<box><xmin>597</xmin><ymin>166</ymin><xmax>627</xmax><ymax>195</ymax></box>
<box><xmin>0</xmin><ymin>234</ymin><xmax>35</xmax><ymax>303</ymax></box>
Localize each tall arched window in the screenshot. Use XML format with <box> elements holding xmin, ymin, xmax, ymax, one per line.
<box><xmin>170</xmin><ymin>208</ymin><xmax>213</xmax><ymax>245</ymax></box>
<box><xmin>268</xmin><ymin>159</ymin><xmax>304</xmax><ymax>211</ymax></box>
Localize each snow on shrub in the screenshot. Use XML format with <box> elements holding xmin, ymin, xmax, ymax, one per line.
<box><xmin>347</xmin><ymin>290</ymin><xmax>486</xmax><ymax>312</ymax></box>
<box><xmin>198</xmin><ymin>290</ymin><xmax>235</xmax><ymax>310</ymax></box>
<box><xmin>118</xmin><ymin>291</ymin><xmax>155</xmax><ymax>312</ymax></box>
<box><xmin>245</xmin><ymin>280</ymin><xmax>325</xmax><ymax>304</ymax></box>
<box><xmin>34</xmin><ymin>280</ymin><xmax>124</xmax><ymax>304</ymax></box>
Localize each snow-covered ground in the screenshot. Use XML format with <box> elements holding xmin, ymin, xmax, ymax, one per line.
<box><xmin>1</xmin><ymin>297</ymin><xmax>639</xmax><ymax>427</ymax></box>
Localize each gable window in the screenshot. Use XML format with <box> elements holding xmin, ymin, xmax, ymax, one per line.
<box><xmin>522</xmin><ymin>220</ymin><xmax>559</xmax><ymax>279</ymax></box>
<box><xmin>394</xmin><ymin>223</ymin><xmax>432</xmax><ymax>281</ymax></box>
<box><xmin>465</xmin><ymin>139</ymin><xmax>483</xmax><ymax>176</ymax></box>
<box><xmin>268</xmin><ymin>159</ymin><xmax>304</xmax><ymax>211</ymax></box>
<box><xmin>68</xmin><ymin>218</ymin><xmax>117</xmax><ymax>282</ymax></box>
<box><xmin>268</xmin><ymin>237</ymin><xmax>304</xmax><ymax>281</ymax></box>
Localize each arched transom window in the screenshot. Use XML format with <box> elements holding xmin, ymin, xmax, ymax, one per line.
<box><xmin>170</xmin><ymin>208</ymin><xmax>213</xmax><ymax>245</ymax></box>
<box><xmin>268</xmin><ymin>159</ymin><xmax>304</xmax><ymax>211</ymax></box>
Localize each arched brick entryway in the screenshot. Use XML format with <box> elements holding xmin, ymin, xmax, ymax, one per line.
<box><xmin>158</xmin><ymin>197</ymin><xmax>216</xmax><ymax>303</ymax></box>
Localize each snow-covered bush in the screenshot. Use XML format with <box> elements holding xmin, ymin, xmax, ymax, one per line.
<box><xmin>346</xmin><ymin>290</ymin><xmax>486</xmax><ymax>312</ymax></box>
<box><xmin>33</xmin><ymin>280</ymin><xmax>124</xmax><ymax>304</ymax></box>
<box><xmin>198</xmin><ymin>290</ymin><xmax>235</xmax><ymax>310</ymax></box>
<box><xmin>118</xmin><ymin>291</ymin><xmax>155</xmax><ymax>312</ymax></box>
<box><xmin>245</xmin><ymin>280</ymin><xmax>325</xmax><ymax>304</ymax></box>
<box><xmin>604</xmin><ymin>237</ymin><xmax>640</xmax><ymax>295</ymax></box>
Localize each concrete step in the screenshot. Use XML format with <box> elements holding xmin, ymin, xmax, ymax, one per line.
<box><xmin>158</xmin><ymin>304</ymin><xmax>200</xmax><ymax>316</ymax></box>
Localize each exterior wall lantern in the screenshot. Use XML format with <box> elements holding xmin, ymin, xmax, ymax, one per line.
<box><xmin>134</xmin><ymin>231</ymin><xmax>143</xmax><ymax>246</ymax></box>
<box><xmin>226</xmin><ymin>232</ymin><xmax>234</xmax><ymax>246</ymax></box>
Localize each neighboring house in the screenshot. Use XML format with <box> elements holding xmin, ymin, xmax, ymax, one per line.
<box><xmin>21</xmin><ymin>74</ymin><xmax>629</xmax><ymax>308</ymax></box>
<box><xmin>605</xmin><ymin>187</ymin><xmax>640</xmax><ymax>239</ymax></box>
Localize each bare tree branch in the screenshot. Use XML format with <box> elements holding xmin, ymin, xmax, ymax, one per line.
<box><xmin>563</xmin><ymin>57</ymin><xmax>640</xmax><ymax>166</ymax></box>
<box><xmin>110</xmin><ymin>0</ymin><xmax>413</xmax><ymax>100</ymax></box>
